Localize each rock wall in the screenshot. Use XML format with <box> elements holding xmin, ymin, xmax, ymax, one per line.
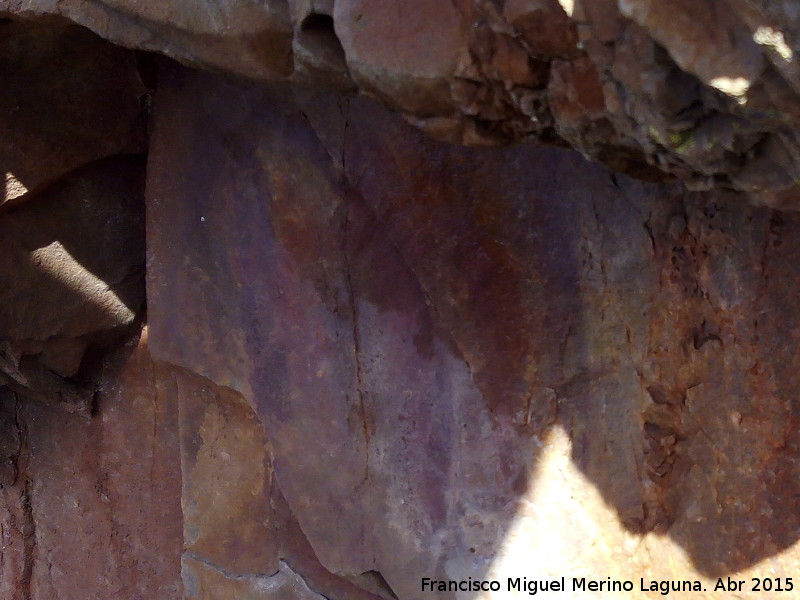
<box><xmin>2</xmin><ymin>7</ymin><xmax>800</xmax><ymax>600</ymax></box>
<box><xmin>5</xmin><ymin>0</ymin><xmax>800</xmax><ymax>202</ymax></box>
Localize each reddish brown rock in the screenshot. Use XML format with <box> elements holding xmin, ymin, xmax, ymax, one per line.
<box><xmin>504</xmin><ymin>0</ymin><xmax>580</xmax><ymax>59</ymax></box>
<box><xmin>334</xmin><ymin>0</ymin><xmax>465</xmax><ymax>113</ymax></box>
<box><xmin>0</xmin><ymin>336</ymin><xmax>183</xmax><ymax>600</ymax></box>
<box><xmin>162</xmin><ymin>359</ymin><xmax>390</xmax><ymax>600</ymax></box>
<box><xmin>145</xmin><ymin>60</ymin><xmax>800</xmax><ymax>598</ymax></box>
<box><xmin>6</xmin><ymin>9</ymin><xmax>800</xmax><ymax>600</ymax></box>
<box><xmin>7</xmin><ymin>0</ymin><xmax>800</xmax><ymax>196</ymax></box>
<box><xmin>172</xmin><ymin>367</ymin><xmax>277</xmax><ymax>576</ymax></box>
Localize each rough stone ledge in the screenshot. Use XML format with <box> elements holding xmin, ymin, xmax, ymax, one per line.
<box><xmin>4</xmin><ymin>0</ymin><xmax>800</xmax><ymax>205</ymax></box>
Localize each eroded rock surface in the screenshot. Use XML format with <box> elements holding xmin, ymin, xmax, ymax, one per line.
<box><xmin>145</xmin><ymin>61</ymin><xmax>800</xmax><ymax>598</ymax></box>
<box><xmin>0</xmin><ymin>338</ymin><xmax>183</xmax><ymax>600</ymax></box>
<box><xmin>4</xmin><ymin>0</ymin><xmax>800</xmax><ymax>201</ymax></box>
<box><xmin>3</xmin><ymin>6</ymin><xmax>800</xmax><ymax>600</ymax></box>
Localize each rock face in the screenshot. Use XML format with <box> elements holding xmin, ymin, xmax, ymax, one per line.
<box><xmin>4</xmin><ymin>6</ymin><xmax>800</xmax><ymax>600</ymax></box>
<box><xmin>145</xmin><ymin>61</ymin><xmax>800</xmax><ymax>598</ymax></box>
<box><xmin>0</xmin><ymin>339</ymin><xmax>182</xmax><ymax>600</ymax></box>
<box><xmin>5</xmin><ymin>0</ymin><xmax>800</xmax><ymax>202</ymax></box>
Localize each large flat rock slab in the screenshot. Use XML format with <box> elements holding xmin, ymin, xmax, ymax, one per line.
<box><xmin>146</xmin><ymin>62</ymin><xmax>800</xmax><ymax>598</ymax></box>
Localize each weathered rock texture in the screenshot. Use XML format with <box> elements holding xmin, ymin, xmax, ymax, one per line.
<box><xmin>4</xmin><ymin>0</ymin><xmax>800</xmax><ymax>203</ymax></box>
<box><xmin>0</xmin><ymin>338</ymin><xmax>182</xmax><ymax>600</ymax></box>
<box><xmin>144</xmin><ymin>61</ymin><xmax>800</xmax><ymax>598</ymax></box>
<box><xmin>4</xmin><ymin>5</ymin><xmax>800</xmax><ymax>600</ymax></box>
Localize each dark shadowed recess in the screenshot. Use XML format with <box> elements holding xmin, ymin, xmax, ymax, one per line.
<box><xmin>0</xmin><ymin>18</ymin><xmax>149</xmax><ymax>413</ymax></box>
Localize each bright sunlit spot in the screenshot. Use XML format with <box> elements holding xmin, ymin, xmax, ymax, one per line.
<box><xmin>753</xmin><ymin>26</ymin><xmax>793</xmax><ymax>63</ymax></box>
<box><xmin>556</xmin><ymin>0</ymin><xmax>574</xmax><ymax>18</ymax></box>
<box><xmin>31</xmin><ymin>241</ymin><xmax>134</xmax><ymax>322</ymax></box>
<box><xmin>472</xmin><ymin>425</ymin><xmax>800</xmax><ymax>599</ymax></box>
<box><xmin>4</xmin><ymin>172</ymin><xmax>27</xmax><ymax>202</ymax></box>
<box><xmin>476</xmin><ymin>425</ymin><xmax>647</xmax><ymax>598</ymax></box>
<box><xmin>709</xmin><ymin>76</ymin><xmax>751</xmax><ymax>100</ymax></box>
